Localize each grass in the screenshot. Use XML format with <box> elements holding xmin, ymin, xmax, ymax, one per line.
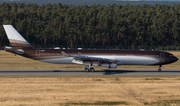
<box><xmin>93</xmin><ymin>78</ymin><xmax>103</xmax><ymax>81</ymax></box>
<box><xmin>0</xmin><ymin>50</ymin><xmax>180</xmax><ymax>70</ymax></box>
<box><xmin>59</xmin><ymin>101</ymin><xmax>128</xmax><ymax>105</ymax></box>
<box><xmin>145</xmin><ymin>78</ymin><xmax>163</xmax><ymax>80</ymax></box>
<box><xmin>0</xmin><ymin>76</ymin><xmax>179</xmax><ymax>106</ymax></box>
<box><xmin>150</xmin><ymin>100</ymin><xmax>180</xmax><ymax>106</ymax></box>
<box><xmin>144</xmin><ymin>102</ymin><xmax>149</xmax><ymax>105</ymax></box>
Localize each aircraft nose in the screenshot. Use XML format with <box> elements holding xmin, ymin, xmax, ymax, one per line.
<box><xmin>168</xmin><ymin>56</ymin><xmax>178</xmax><ymax>64</ymax></box>
<box><xmin>172</xmin><ymin>57</ymin><xmax>178</xmax><ymax>63</ymax></box>
<box><xmin>175</xmin><ymin>57</ymin><xmax>178</xmax><ymax>62</ymax></box>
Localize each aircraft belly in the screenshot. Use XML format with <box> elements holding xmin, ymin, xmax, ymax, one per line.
<box><xmin>39</xmin><ymin>57</ymin><xmax>73</xmax><ymax>64</ymax></box>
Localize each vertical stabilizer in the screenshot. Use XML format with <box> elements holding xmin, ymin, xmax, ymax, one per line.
<box><xmin>3</xmin><ymin>25</ymin><xmax>33</xmax><ymax>47</ymax></box>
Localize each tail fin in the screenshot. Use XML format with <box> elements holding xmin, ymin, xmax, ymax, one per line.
<box><xmin>3</xmin><ymin>25</ymin><xmax>33</xmax><ymax>48</ymax></box>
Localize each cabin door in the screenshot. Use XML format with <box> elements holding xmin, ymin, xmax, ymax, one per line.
<box><xmin>36</xmin><ymin>50</ymin><xmax>41</xmax><ymax>56</ymax></box>
<box><xmin>160</xmin><ymin>53</ymin><xmax>165</xmax><ymax>59</ymax></box>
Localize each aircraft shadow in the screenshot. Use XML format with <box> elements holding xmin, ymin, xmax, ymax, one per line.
<box><xmin>103</xmin><ymin>69</ymin><xmax>180</xmax><ymax>75</ymax></box>
<box><xmin>53</xmin><ymin>69</ymin><xmax>133</xmax><ymax>75</ymax></box>
<box><xmin>53</xmin><ymin>69</ymin><xmax>180</xmax><ymax>75</ymax></box>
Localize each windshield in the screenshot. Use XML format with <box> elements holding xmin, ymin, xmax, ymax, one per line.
<box><xmin>169</xmin><ymin>54</ymin><xmax>175</xmax><ymax>57</ymax></box>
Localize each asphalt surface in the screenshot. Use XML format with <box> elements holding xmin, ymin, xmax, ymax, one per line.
<box><xmin>0</xmin><ymin>69</ymin><xmax>180</xmax><ymax>76</ymax></box>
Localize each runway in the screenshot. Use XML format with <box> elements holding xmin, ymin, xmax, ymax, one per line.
<box><xmin>0</xmin><ymin>69</ymin><xmax>180</xmax><ymax>76</ymax></box>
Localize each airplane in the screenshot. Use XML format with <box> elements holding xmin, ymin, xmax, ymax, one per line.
<box><xmin>3</xmin><ymin>25</ymin><xmax>178</xmax><ymax>72</ymax></box>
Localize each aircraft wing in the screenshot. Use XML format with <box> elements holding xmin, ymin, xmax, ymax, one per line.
<box><xmin>61</xmin><ymin>51</ymin><xmax>118</xmax><ymax>62</ymax></box>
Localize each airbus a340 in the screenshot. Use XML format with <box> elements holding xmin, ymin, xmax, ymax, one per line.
<box><xmin>3</xmin><ymin>25</ymin><xmax>178</xmax><ymax>72</ymax></box>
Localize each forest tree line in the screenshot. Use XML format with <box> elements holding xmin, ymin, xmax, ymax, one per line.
<box><xmin>0</xmin><ymin>3</ymin><xmax>180</xmax><ymax>48</ymax></box>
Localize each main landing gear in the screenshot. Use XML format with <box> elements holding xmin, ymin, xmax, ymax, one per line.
<box><xmin>158</xmin><ymin>65</ymin><xmax>162</xmax><ymax>72</ymax></box>
<box><xmin>85</xmin><ymin>66</ymin><xmax>95</xmax><ymax>72</ymax></box>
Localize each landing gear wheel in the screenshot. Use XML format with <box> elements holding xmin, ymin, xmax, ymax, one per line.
<box><xmin>85</xmin><ymin>67</ymin><xmax>89</xmax><ymax>72</ymax></box>
<box><xmin>84</xmin><ymin>66</ymin><xmax>95</xmax><ymax>72</ymax></box>
<box><xmin>90</xmin><ymin>67</ymin><xmax>95</xmax><ymax>72</ymax></box>
<box><xmin>158</xmin><ymin>69</ymin><xmax>161</xmax><ymax>72</ymax></box>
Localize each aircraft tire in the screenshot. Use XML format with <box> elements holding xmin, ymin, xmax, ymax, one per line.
<box><xmin>90</xmin><ymin>67</ymin><xmax>95</xmax><ymax>72</ymax></box>
<box><xmin>85</xmin><ymin>67</ymin><xmax>89</xmax><ymax>72</ymax></box>
<box><xmin>158</xmin><ymin>69</ymin><xmax>161</xmax><ymax>72</ymax></box>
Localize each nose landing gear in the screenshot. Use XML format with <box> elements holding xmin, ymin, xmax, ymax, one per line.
<box><xmin>158</xmin><ymin>65</ymin><xmax>162</xmax><ymax>72</ymax></box>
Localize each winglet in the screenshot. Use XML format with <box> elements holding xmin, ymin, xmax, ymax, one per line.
<box><xmin>61</xmin><ymin>51</ymin><xmax>70</xmax><ymax>57</ymax></box>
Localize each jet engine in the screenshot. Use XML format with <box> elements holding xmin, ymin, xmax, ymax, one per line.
<box><xmin>101</xmin><ymin>62</ymin><xmax>117</xmax><ymax>68</ymax></box>
<box><xmin>83</xmin><ymin>59</ymin><xmax>117</xmax><ymax>68</ymax></box>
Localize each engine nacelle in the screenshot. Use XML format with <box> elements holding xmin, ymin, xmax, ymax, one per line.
<box><xmin>15</xmin><ymin>49</ymin><xmax>24</xmax><ymax>55</ymax></box>
<box><xmin>80</xmin><ymin>59</ymin><xmax>117</xmax><ymax>68</ymax></box>
<box><xmin>101</xmin><ymin>63</ymin><xmax>117</xmax><ymax>68</ymax></box>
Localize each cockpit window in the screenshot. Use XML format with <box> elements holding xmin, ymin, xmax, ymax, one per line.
<box><xmin>169</xmin><ymin>54</ymin><xmax>174</xmax><ymax>57</ymax></box>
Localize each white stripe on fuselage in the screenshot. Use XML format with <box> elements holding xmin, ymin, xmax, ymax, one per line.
<box><xmin>39</xmin><ymin>57</ymin><xmax>73</xmax><ymax>64</ymax></box>
<box><xmin>38</xmin><ymin>55</ymin><xmax>160</xmax><ymax>65</ymax></box>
